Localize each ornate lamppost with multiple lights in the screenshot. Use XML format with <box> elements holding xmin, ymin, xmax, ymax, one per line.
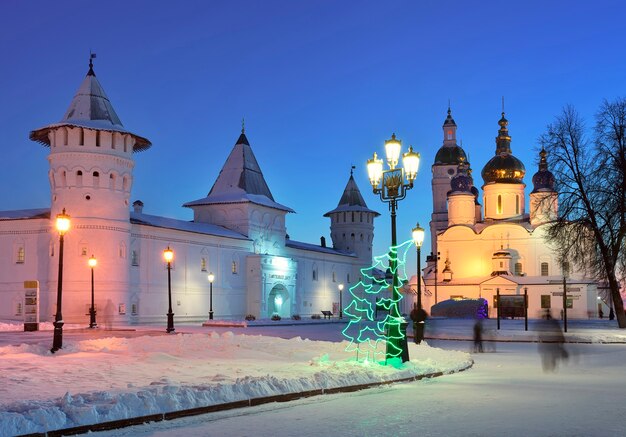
<box><xmin>208</xmin><ymin>272</ymin><xmax>215</xmax><ymax>320</ymax></box>
<box><xmin>51</xmin><ymin>209</ymin><xmax>70</xmax><ymax>353</ymax></box>
<box><xmin>338</xmin><ymin>283</ymin><xmax>344</xmax><ymax>319</ymax></box>
<box><xmin>367</xmin><ymin>133</ymin><xmax>420</xmax><ymax>363</ymax></box>
<box><xmin>164</xmin><ymin>246</ymin><xmax>175</xmax><ymax>333</ymax></box>
<box><xmin>88</xmin><ymin>255</ymin><xmax>97</xmax><ymax>328</ymax></box>
<box><xmin>411</xmin><ymin>223</ymin><xmax>425</xmax><ymax>310</ymax></box>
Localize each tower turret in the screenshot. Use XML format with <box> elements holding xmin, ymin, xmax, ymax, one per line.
<box><xmin>530</xmin><ymin>147</ymin><xmax>558</xmax><ymax>226</ymax></box>
<box><xmin>447</xmin><ymin>157</ymin><xmax>476</xmax><ymax>226</ymax></box>
<box><xmin>324</xmin><ymin>169</ymin><xmax>379</xmax><ymax>268</ymax></box>
<box><xmin>481</xmin><ymin>111</ymin><xmax>526</xmax><ymax>220</ymax></box>
<box><xmin>430</xmin><ymin>106</ymin><xmax>467</xmax><ymax>253</ymax></box>
<box><xmin>29</xmin><ymin>57</ymin><xmax>151</xmax><ymax>322</ymax></box>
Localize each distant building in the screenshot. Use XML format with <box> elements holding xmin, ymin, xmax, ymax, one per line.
<box><xmin>412</xmin><ymin>108</ymin><xmax>601</xmax><ymax>319</ymax></box>
<box><xmin>0</xmin><ymin>61</ymin><xmax>377</xmax><ymax>324</ymax></box>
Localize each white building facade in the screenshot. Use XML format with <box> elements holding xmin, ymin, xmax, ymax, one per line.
<box><xmin>419</xmin><ymin>109</ymin><xmax>600</xmax><ymax>319</ymax></box>
<box><xmin>0</xmin><ymin>62</ymin><xmax>377</xmax><ymax>325</ymax></box>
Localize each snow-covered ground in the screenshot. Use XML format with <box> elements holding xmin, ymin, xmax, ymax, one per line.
<box><xmin>0</xmin><ymin>321</ymin><xmax>472</xmax><ymax>437</ymax></box>
<box><xmin>1</xmin><ymin>318</ymin><xmax>624</xmax><ymax>437</ymax></box>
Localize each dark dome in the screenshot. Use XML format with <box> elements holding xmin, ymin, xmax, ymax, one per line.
<box><xmin>434</xmin><ymin>145</ymin><xmax>467</xmax><ymax>165</ymax></box>
<box><xmin>531</xmin><ymin>148</ymin><xmax>556</xmax><ymax>193</ymax></box>
<box><xmin>451</xmin><ymin>172</ymin><xmax>472</xmax><ymax>192</ymax></box>
<box><xmin>481</xmin><ymin>154</ymin><xmax>526</xmax><ymax>184</ymax></box>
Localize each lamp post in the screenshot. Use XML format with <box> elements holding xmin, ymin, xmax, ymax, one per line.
<box><xmin>338</xmin><ymin>283</ymin><xmax>344</xmax><ymax>319</ymax></box>
<box><xmin>411</xmin><ymin>223</ymin><xmax>425</xmax><ymax>310</ymax></box>
<box><xmin>88</xmin><ymin>255</ymin><xmax>97</xmax><ymax>328</ymax></box>
<box><xmin>208</xmin><ymin>272</ymin><xmax>215</xmax><ymax>320</ymax></box>
<box><xmin>51</xmin><ymin>208</ymin><xmax>70</xmax><ymax>353</ymax></box>
<box><xmin>164</xmin><ymin>246</ymin><xmax>175</xmax><ymax>333</ymax></box>
<box><xmin>367</xmin><ymin>133</ymin><xmax>420</xmax><ymax>363</ymax></box>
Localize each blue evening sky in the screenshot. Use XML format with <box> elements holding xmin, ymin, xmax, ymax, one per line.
<box><xmin>1</xmin><ymin>0</ymin><xmax>624</xmax><ymax>274</ymax></box>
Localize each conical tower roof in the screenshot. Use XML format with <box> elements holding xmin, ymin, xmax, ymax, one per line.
<box><xmin>324</xmin><ymin>170</ymin><xmax>380</xmax><ymax>217</ymax></box>
<box><xmin>30</xmin><ymin>58</ymin><xmax>151</xmax><ymax>151</ymax></box>
<box><xmin>184</xmin><ymin>131</ymin><xmax>293</xmax><ymax>212</ymax></box>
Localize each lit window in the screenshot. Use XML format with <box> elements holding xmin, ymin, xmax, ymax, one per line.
<box><xmin>201</xmin><ymin>257</ymin><xmax>207</xmax><ymax>272</ymax></box>
<box><xmin>515</xmin><ymin>195</ymin><xmax>520</xmax><ymax>215</ymax></box>
<box><xmin>81</xmin><ymin>246</ymin><xmax>88</xmax><ymax>256</ymax></box>
<box><xmin>515</xmin><ymin>263</ymin><xmax>523</xmax><ymax>276</ymax></box>
<box><xmin>541</xmin><ymin>262</ymin><xmax>549</xmax><ymax>276</ymax></box>
<box><xmin>16</xmin><ymin>246</ymin><xmax>25</xmax><ymax>264</ymax></box>
<box><xmin>497</xmin><ymin>195</ymin><xmax>502</xmax><ymax>215</ymax></box>
<box><xmin>232</xmin><ymin>260</ymin><xmax>238</xmax><ymax>274</ymax></box>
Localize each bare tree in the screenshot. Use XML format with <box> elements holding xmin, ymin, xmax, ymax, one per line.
<box><xmin>539</xmin><ymin>99</ymin><xmax>626</xmax><ymax>328</ymax></box>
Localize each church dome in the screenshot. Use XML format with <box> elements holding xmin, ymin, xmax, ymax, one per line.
<box><xmin>481</xmin><ymin>112</ymin><xmax>525</xmax><ymax>184</ymax></box>
<box><xmin>450</xmin><ymin>158</ymin><xmax>472</xmax><ymax>192</ymax></box>
<box><xmin>435</xmin><ymin>145</ymin><xmax>467</xmax><ymax>165</ymax></box>
<box><xmin>531</xmin><ymin>147</ymin><xmax>556</xmax><ymax>193</ymax></box>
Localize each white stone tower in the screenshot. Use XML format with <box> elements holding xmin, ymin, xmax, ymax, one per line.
<box><xmin>324</xmin><ymin>169</ymin><xmax>379</xmax><ymax>269</ymax></box>
<box><xmin>30</xmin><ymin>58</ymin><xmax>151</xmax><ymax>322</ymax></box>
<box><xmin>430</xmin><ymin>107</ymin><xmax>467</xmax><ymax>254</ymax></box>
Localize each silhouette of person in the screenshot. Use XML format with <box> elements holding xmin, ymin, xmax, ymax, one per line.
<box><xmin>473</xmin><ymin>318</ymin><xmax>484</xmax><ymax>353</ymax></box>
<box><xmin>538</xmin><ymin>309</ymin><xmax>569</xmax><ymax>372</ymax></box>
<box><xmin>103</xmin><ymin>299</ymin><xmax>115</xmax><ymax>330</ymax></box>
<box><xmin>410</xmin><ymin>305</ymin><xmax>428</xmax><ymax>344</ymax></box>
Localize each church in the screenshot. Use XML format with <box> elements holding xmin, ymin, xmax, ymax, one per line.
<box><xmin>0</xmin><ymin>61</ymin><xmax>379</xmax><ymax>325</ymax></box>
<box><xmin>417</xmin><ymin>108</ymin><xmax>601</xmax><ymax>319</ymax></box>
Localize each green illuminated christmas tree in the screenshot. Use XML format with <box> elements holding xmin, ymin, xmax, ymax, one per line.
<box><xmin>342</xmin><ymin>239</ymin><xmax>413</xmax><ymax>364</ymax></box>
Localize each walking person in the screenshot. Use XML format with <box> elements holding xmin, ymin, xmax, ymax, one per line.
<box><xmin>410</xmin><ymin>304</ymin><xmax>428</xmax><ymax>344</ymax></box>
<box><xmin>473</xmin><ymin>317</ymin><xmax>484</xmax><ymax>353</ymax></box>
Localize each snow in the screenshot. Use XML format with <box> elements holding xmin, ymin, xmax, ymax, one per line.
<box><xmin>0</xmin><ymin>321</ymin><xmax>471</xmax><ymax>437</ymax></box>
<box><xmin>1</xmin><ymin>318</ymin><xmax>625</xmax><ymax>437</ymax></box>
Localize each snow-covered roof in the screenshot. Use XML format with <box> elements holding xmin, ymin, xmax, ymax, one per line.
<box><xmin>130</xmin><ymin>212</ymin><xmax>249</xmax><ymax>240</ymax></box>
<box><xmin>0</xmin><ymin>208</ymin><xmax>50</xmax><ymax>220</ymax></box>
<box><xmin>324</xmin><ymin>174</ymin><xmax>379</xmax><ymax>217</ymax></box>
<box><xmin>286</xmin><ymin>239</ymin><xmax>356</xmax><ymax>257</ymax></box>
<box><xmin>30</xmin><ymin>62</ymin><xmax>151</xmax><ymax>152</ymax></box>
<box><xmin>183</xmin><ymin>132</ymin><xmax>294</xmax><ymax>213</ymax></box>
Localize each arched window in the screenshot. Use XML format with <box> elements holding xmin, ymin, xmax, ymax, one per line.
<box><xmin>516</xmin><ymin>195</ymin><xmax>520</xmax><ymax>215</ymax></box>
<box><xmin>351</xmin><ymin>212</ymin><xmax>355</xmax><ymax>222</ymax></box>
<box><xmin>76</xmin><ymin>170</ymin><xmax>83</xmax><ymax>187</ymax></box>
<box><xmin>541</xmin><ymin>262</ymin><xmax>549</xmax><ymax>276</ymax></box>
<box><xmin>16</xmin><ymin>246</ymin><xmax>25</xmax><ymax>263</ymax></box>
<box><xmin>79</xmin><ymin>128</ymin><xmax>84</xmax><ymax>145</ymax></box>
<box><xmin>109</xmin><ymin>173</ymin><xmax>116</xmax><ymax>189</ymax></box>
<box><xmin>131</xmin><ymin>250</ymin><xmax>139</xmax><ymax>266</ymax></box>
<box><xmin>122</xmin><ymin>175</ymin><xmax>130</xmax><ymax>191</ymax></box>
<box><xmin>231</xmin><ymin>260</ymin><xmax>238</xmax><ymax>274</ymax></box>
<box><xmin>514</xmin><ymin>262</ymin><xmax>522</xmax><ymax>276</ymax></box>
<box><xmin>63</xmin><ymin>127</ymin><xmax>68</xmax><ymax>145</ymax></box>
<box><xmin>96</xmin><ymin>131</ymin><xmax>101</xmax><ymax>147</ymax></box>
<box><xmin>201</xmin><ymin>257</ymin><xmax>207</xmax><ymax>272</ymax></box>
<box><xmin>93</xmin><ymin>171</ymin><xmax>99</xmax><ymax>188</ymax></box>
<box><xmin>497</xmin><ymin>195</ymin><xmax>502</xmax><ymax>215</ymax></box>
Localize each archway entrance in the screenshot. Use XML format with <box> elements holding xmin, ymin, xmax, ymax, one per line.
<box><xmin>268</xmin><ymin>284</ymin><xmax>290</xmax><ymax>318</ymax></box>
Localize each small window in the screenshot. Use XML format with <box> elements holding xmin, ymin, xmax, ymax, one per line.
<box><xmin>131</xmin><ymin>250</ymin><xmax>139</xmax><ymax>266</ymax></box>
<box><xmin>119</xmin><ymin>242</ymin><xmax>126</xmax><ymax>259</ymax></box>
<box><xmin>201</xmin><ymin>257</ymin><xmax>207</xmax><ymax>272</ymax></box>
<box><xmin>541</xmin><ymin>262</ymin><xmax>549</xmax><ymax>276</ymax></box>
<box><xmin>360</xmin><ymin>213</ymin><xmax>363</xmax><ymax>222</ymax></box>
<box><xmin>515</xmin><ymin>195</ymin><xmax>520</xmax><ymax>215</ymax></box>
<box><xmin>343</xmin><ymin>212</ymin><xmax>346</xmax><ymax>222</ymax></box>
<box><xmin>332</xmin><ymin>271</ymin><xmax>336</xmax><ymax>282</ymax></box>
<box><xmin>541</xmin><ymin>295</ymin><xmax>551</xmax><ymax>309</ymax></box>
<box><xmin>79</xmin><ymin>128</ymin><xmax>84</xmax><ymax>145</ymax></box>
<box><xmin>351</xmin><ymin>212</ymin><xmax>355</xmax><ymax>222</ymax></box>
<box><xmin>76</xmin><ymin>170</ymin><xmax>83</xmax><ymax>186</ymax></box>
<box><xmin>15</xmin><ymin>302</ymin><xmax>23</xmax><ymax>316</ymax></box>
<box><xmin>232</xmin><ymin>260</ymin><xmax>238</xmax><ymax>274</ymax></box>
<box><xmin>96</xmin><ymin>131</ymin><xmax>101</xmax><ymax>147</ymax></box>
<box><xmin>514</xmin><ymin>262</ymin><xmax>522</xmax><ymax>276</ymax></box>
<box><xmin>347</xmin><ymin>273</ymin><xmax>350</xmax><ymax>283</ymax></box>
<box><xmin>497</xmin><ymin>195</ymin><xmax>502</xmax><ymax>215</ymax></box>
<box><xmin>131</xmin><ymin>303</ymin><xmax>138</xmax><ymax>315</ymax></box>
<box><xmin>312</xmin><ymin>269</ymin><xmax>317</xmax><ymax>281</ymax></box>
<box><xmin>80</xmin><ymin>246</ymin><xmax>88</xmax><ymax>256</ymax></box>
<box><xmin>16</xmin><ymin>246</ymin><xmax>25</xmax><ymax>264</ymax></box>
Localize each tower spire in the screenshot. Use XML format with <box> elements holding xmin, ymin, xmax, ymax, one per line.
<box><xmin>88</xmin><ymin>52</ymin><xmax>96</xmax><ymax>77</ymax></box>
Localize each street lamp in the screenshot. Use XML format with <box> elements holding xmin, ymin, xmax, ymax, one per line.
<box><xmin>51</xmin><ymin>208</ymin><xmax>70</xmax><ymax>353</ymax></box>
<box><xmin>338</xmin><ymin>283</ymin><xmax>344</xmax><ymax>319</ymax></box>
<box><xmin>411</xmin><ymin>223</ymin><xmax>425</xmax><ymax>310</ymax></box>
<box><xmin>208</xmin><ymin>272</ymin><xmax>215</xmax><ymax>320</ymax></box>
<box><xmin>164</xmin><ymin>246</ymin><xmax>175</xmax><ymax>333</ymax></box>
<box><xmin>367</xmin><ymin>133</ymin><xmax>420</xmax><ymax>363</ymax></box>
<box><xmin>88</xmin><ymin>255</ymin><xmax>97</xmax><ymax>329</ymax></box>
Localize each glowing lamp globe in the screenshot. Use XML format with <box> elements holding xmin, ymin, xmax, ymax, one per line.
<box><xmin>384</xmin><ymin>133</ymin><xmax>402</xmax><ymax>169</ymax></box>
